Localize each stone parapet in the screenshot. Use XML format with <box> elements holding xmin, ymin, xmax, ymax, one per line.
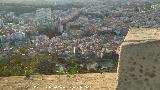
<box><xmin>116</xmin><ymin>28</ymin><xmax>160</xmax><ymax>90</ymax></box>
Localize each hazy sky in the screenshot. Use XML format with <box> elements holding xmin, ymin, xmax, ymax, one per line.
<box><xmin>0</xmin><ymin>0</ymin><xmax>94</xmax><ymax>2</ymax></box>
<box><xmin>0</xmin><ymin>0</ymin><xmax>100</xmax><ymax>5</ymax></box>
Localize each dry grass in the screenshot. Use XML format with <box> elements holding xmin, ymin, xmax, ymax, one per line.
<box><xmin>0</xmin><ymin>73</ymin><xmax>117</xmax><ymax>90</ymax></box>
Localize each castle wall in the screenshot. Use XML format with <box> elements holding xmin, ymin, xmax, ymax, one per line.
<box><xmin>116</xmin><ymin>28</ymin><xmax>160</xmax><ymax>90</ymax></box>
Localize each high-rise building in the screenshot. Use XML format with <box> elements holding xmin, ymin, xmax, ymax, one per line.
<box><xmin>36</xmin><ymin>8</ymin><xmax>52</xmax><ymax>24</ymax></box>
<box><xmin>5</xmin><ymin>12</ymin><xmax>15</xmax><ymax>19</ymax></box>
<box><xmin>0</xmin><ymin>19</ymin><xmax>4</xmax><ymax>27</ymax></box>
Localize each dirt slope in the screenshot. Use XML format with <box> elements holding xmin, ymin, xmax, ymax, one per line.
<box><xmin>0</xmin><ymin>73</ymin><xmax>117</xmax><ymax>90</ymax></box>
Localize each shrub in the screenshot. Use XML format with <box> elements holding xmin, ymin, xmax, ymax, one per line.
<box><xmin>68</xmin><ymin>66</ymin><xmax>79</xmax><ymax>75</ymax></box>
<box><xmin>55</xmin><ymin>71</ymin><xmax>65</xmax><ymax>75</ymax></box>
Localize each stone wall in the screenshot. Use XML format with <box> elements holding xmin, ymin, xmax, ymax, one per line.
<box><xmin>116</xmin><ymin>28</ymin><xmax>160</xmax><ymax>90</ymax></box>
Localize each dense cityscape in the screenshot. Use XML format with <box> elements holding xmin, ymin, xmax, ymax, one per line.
<box><xmin>0</xmin><ymin>0</ymin><xmax>160</xmax><ymax>76</ymax></box>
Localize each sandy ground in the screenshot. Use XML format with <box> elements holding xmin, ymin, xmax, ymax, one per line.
<box><xmin>0</xmin><ymin>73</ymin><xmax>117</xmax><ymax>90</ymax></box>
